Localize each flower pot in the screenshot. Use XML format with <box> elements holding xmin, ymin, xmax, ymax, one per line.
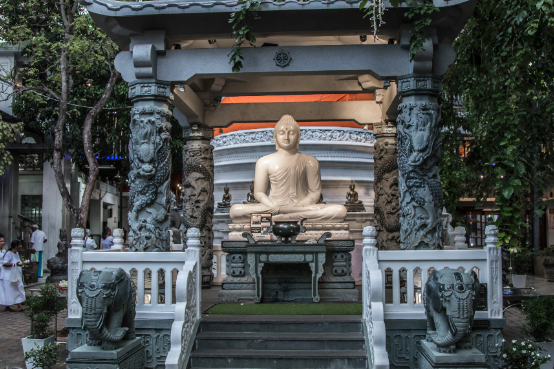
<box><xmin>544</xmin><ymin>264</ymin><xmax>554</xmax><ymax>282</ymax></box>
<box><xmin>538</xmin><ymin>341</ymin><xmax>554</xmax><ymax>369</ymax></box>
<box><xmin>21</xmin><ymin>336</ymin><xmax>55</xmax><ymax>369</ymax></box>
<box><xmin>512</xmin><ymin>274</ymin><xmax>527</xmax><ymax>288</ymax></box>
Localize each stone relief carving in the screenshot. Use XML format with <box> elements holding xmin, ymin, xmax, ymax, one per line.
<box><xmin>397</xmin><ymin>101</ymin><xmax>443</xmax><ymax>250</ymax></box>
<box><xmin>211</xmin><ymin>128</ymin><xmax>376</xmax><ymax>148</ymax></box>
<box><xmin>128</xmin><ymin>99</ymin><xmax>172</xmax><ymax>252</ymax></box>
<box><xmin>373</xmin><ymin>122</ymin><xmax>400</xmax><ymax>250</ymax></box>
<box><xmin>182</xmin><ymin>140</ymin><xmax>214</xmax><ymax>287</ymax></box>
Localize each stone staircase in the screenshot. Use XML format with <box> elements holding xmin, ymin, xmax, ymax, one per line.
<box><xmin>188</xmin><ymin>315</ymin><xmax>368</xmax><ymax>368</ymax></box>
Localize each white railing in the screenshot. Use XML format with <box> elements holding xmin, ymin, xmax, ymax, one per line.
<box><xmin>361</xmin><ymin>225</ymin><xmax>503</xmax><ymax>369</ymax></box>
<box><xmin>212</xmin><ymin>244</ymin><xmax>227</xmax><ymax>285</ymax></box>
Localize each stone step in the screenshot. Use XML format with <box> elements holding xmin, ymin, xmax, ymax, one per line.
<box><xmin>189</xmin><ymin>349</ymin><xmax>368</xmax><ymax>369</ymax></box>
<box><xmin>195</xmin><ymin>331</ymin><xmax>365</xmax><ymax>351</ymax></box>
<box><xmin>199</xmin><ymin>316</ymin><xmax>363</xmax><ymax>334</ymax></box>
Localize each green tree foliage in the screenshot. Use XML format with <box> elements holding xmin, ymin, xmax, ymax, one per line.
<box><xmin>440</xmin><ymin>0</ymin><xmax>554</xmax><ymax>251</ymax></box>
<box><xmin>24</xmin><ymin>343</ymin><xmax>60</xmax><ymax>369</ymax></box>
<box><xmin>0</xmin><ymin>0</ymin><xmax>122</xmax><ymax>227</ymax></box>
<box><xmin>0</xmin><ymin>119</ymin><xmax>24</xmax><ymax>176</ymax></box>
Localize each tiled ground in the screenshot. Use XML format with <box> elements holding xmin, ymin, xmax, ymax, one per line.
<box><xmin>1</xmin><ymin>274</ymin><xmax>552</xmax><ymax>368</ymax></box>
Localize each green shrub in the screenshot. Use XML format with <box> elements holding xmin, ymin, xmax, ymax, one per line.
<box><xmin>501</xmin><ymin>339</ymin><xmax>551</xmax><ymax>368</ymax></box>
<box><xmin>24</xmin><ymin>283</ymin><xmax>66</xmax><ymax>339</ymax></box>
<box><xmin>522</xmin><ymin>296</ymin><xmax>554</xmax><ymax>342</ymax></box>
<box><xmin>510</xmin><ymin>248</ymin><xmax>533</xmax><ymax>275</ymax></box>
<box><xmin>24</xmin><ymin>342</ymin><xmax>60</xmax><ymax>369</ymax></box>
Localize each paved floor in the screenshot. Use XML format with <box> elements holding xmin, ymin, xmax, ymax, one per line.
<box><xmin>1</xmin><ymin>274</ymin><xmax>551</xmax><ymax>368</ymax></box>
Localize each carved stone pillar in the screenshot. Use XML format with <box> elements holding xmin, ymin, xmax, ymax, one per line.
<box><xmin>182</xmin><ymin>126</ymin><xmax>215</xmax><ymax>288</ymax></box>
<box><xmin>373</xmin><ymin>122</ymin><xmax>400</xmax><ymax>250</ymax></box>
<box><xmin>127</xmin><ymin>79</ymin><xmax>172</xmax><ymax>252</ymax></box>
<box><xmin>396</xmin><ymin>75</ymin><xmax>443</xmax><ymax>250</ymax></box>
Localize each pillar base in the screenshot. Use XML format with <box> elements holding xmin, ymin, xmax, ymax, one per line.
<box><xmin>417</xmin><ymin>341</ymin><xmax>489</xmax><ymax>369</ymax></box>
<box><xmin>67</xmin><ymin>338</ymin><xmax>144</xmax><ymax>369</ymax></box>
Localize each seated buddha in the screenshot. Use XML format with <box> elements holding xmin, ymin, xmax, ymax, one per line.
<box><xmin>230</xmin><ymin>115</ymin><xmax>347</xmax><ymax>223</ymax></box>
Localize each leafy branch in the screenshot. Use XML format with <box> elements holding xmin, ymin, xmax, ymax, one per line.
<box><xmin>405</xmin><ymin>0</ymin><xmax>439</xmax><ymax>60</ymax></box>
<box><xmin>228</xmin><ymin>0</ymin><xmax>261</xmax><ymax>73</ymax></box>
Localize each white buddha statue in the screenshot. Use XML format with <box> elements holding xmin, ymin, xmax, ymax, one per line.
<box><xmin>230</xmin><ymin>115</ymin><xmax>347</xmax><ymax>223</ymax></box>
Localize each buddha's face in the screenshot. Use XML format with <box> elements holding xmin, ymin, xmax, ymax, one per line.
<box><xmin>274</xmin><ymin>124</ymin><xmax>300</xmax><ymax>150</ymax></box>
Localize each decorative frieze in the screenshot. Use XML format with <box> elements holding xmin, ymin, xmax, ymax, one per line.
<box><xmin>397</xmin><ymin>75</ymin><xmax>443</xmax><ymax>250</ymax></box>
<box><xmin>127</xmin><ymin>80</ymin><xmax>172</xmax><ymax>252</ymax></box>
<box><xmin>373</xmin><ymin>122</ymin><xmax>400</xmax><ymax>250</ymax></box>
<box><xmin>211</xmin><ymin>127</ymin><xmax>376</xmax><ymax>149</ymax></box>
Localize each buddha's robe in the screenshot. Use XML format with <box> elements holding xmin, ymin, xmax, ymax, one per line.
<box><xmin>230</xmin><ymin>153</ymin><xmax>347</xmax><ymax>223</ymax></box>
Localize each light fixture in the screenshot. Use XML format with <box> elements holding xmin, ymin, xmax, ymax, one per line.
<box><xmin>359</xmin><ymin>35</ymin><xmax>367</xmax><ymax>43</ymax></box>
<box><xmin>178</xmin><ymin>84</ymin><xmax>185</xmax><ymax>92</ymax></box>
<box><xmin>218</xmin><ymin>128</ymin><xmax>223</xmax><ymax>133</ymax></box>
<box><xmin>383</xmin><ymin>78</ymin><xmax>391</xmax><ymax>88</ymax></box>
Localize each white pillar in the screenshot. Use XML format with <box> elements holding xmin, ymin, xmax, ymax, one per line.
<box><xmin>485</xmin><ymin>225</ymin><xmax>502</xmax><ymax>319</ymax></box>
<box><xmin>112</xmin><ymin>228</ymin><xmax>124</xmax><ymax>250</ymax></box>
<box><xmin>67</xmin><ymin>228</ymin><xmax>84</xmax><ymax>318</ymax></box>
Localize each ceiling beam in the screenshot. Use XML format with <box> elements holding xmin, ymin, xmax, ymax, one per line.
<box><xmin>204</xmin><ymin>100</ymin><xmax>382</xmax><ymax>127</ymax></box>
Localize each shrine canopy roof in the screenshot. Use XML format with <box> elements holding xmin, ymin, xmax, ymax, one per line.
<box><xmin>83</xmin><ymin>0</ymin><xmax>477</xmax><ymax>50</ymax></box>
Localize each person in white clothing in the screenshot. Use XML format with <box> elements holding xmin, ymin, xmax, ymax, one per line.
<box><xmin>0</xmin><ymin>234</ymin><xmax>6</xmax><ymax>306</ymax></box>
<box><xmin>85</xmin><ymin>229</ymin><xmax>98</xmax><ymax>251</ymax></box>
<box><xmin>30</xmin><ymin>224</ymin><xmax>47</xmax><ymax>278</ymax></box>
<box><xmin>2</xmin><ymin>239</ymin><xmax>28</xmax><ymax>311</ymax></box>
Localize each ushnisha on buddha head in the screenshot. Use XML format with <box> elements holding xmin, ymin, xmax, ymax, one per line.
<box><xmin>274</xmin><ymin>115</ymin><xmax>301</xmax><ymax>151</ymax></box>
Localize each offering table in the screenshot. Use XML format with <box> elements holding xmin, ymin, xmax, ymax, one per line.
<box><xmin>221</xmin><ymin>239</ymin><xmax>356</xmax><ymax>303</ymax></box>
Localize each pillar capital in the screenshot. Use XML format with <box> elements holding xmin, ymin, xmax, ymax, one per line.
<box><xmin>183</xmin><ymin>125</ymin><xmax>214</xmax><ymax>142</ymax></box>
<box><xmin>128</xmin><ymin>79</ymin><xmax>171</xmax><ymax>102</ymax></box>
<box><xmin>373</xmin><ymin>121</ymin><xmax>397</xmax><ymax>138</ymax></box>
<box><xmin>397</xmin><ymin>74</ymin><xmax>442</xmax><ymax>97</ymax></box>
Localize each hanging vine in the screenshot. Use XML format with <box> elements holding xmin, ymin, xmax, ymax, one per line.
<box><xmin>228</xmin><ymin>0</ymin><xmax>261</xmax><ymax>73</ymax></box>
<box><xmin>359</xmin><ymin>0</ymin><xmax>438</xmax><ymax>60</ymax></box>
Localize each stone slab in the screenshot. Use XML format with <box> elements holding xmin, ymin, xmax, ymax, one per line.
<box><xmin>67</xmin><ymin>338</ymin><xmax>145</xmax><ymax>369</ymax></box>
<box><xmin>418</xmin><ymin>340</ymin><xmax>488</xmax><ymax>369</ymax></box>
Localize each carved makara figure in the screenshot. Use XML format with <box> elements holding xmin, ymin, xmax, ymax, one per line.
<box><xmin>243</xmin><ymin>181</ymin><xmax>259</xmax><ymax>204</ymax></box>
<box><xmin>217</xmin><ymin>184</ymin><xmax>232</xmax><ymax>208</ymax></box>
<box><xmin>373</xmin><ymin>124</ymin><xmax>400</xmax><ymax>250</ymax></box>
<box><xmin>46</xmin><ymin>229</ymin><xmax>69</xmax><ymax>282</ymax></box>
<box><xmin>77</xmin><ymin>268</ymin><xmax>137</xmax><ymax>350</ymax></box>
<box><xmin>397</xmin><ymin>101</ymin><xmax>443</xmax><ymax>249</ymax></box>
<box><xmin>128</xmin><ymin>105</ymin><xmax>172</xmax><ymax>252</ymax></box>
<box><xmin>230</xmin><ymin>115</ymin><xmax>347</xmax><ymax>223</ymax></box>
<box><xmin>423</xmin><ymin>269</ymin><xmax>479</xmax><ymax>353</ymax></box>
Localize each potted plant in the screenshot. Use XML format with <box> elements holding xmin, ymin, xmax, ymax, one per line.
<box><xmin>522</xmin><ymin>296</ymin><xmax>554</xmax><ymax>368</ymax></box>
<box><xmin>540</xmin><ymin>246</ymin><xmax>554</xmax><ymax>282</ymax></box>
<box><xmin>510</xmin><ymin>247</ymin><xmax>533</xmax><ymax>288</ymax></box>
<box><xmin>23</xmin><ymin>343</ymin><xmax>60</xmax><ymax>369</ymax></box>
<box><xmin>21</xmin><ymin>283</ymin><xmax>66</xmax><ymax>369</ymax></box>
<box><xmin>500</xmin><ymin>339</ymin><xmax>551</xmax><ymax>368</ymax></box>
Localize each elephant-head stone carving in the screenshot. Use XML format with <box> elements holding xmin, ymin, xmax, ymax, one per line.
<box><xmin>423</xmin><ymin>268</ymin><xmax>479</xmax><ymax>353</ymax></box>
<box><xmin>77</xmin><ymin>268</ymin><xmax>137</xmax><ymax>350</ymax></box>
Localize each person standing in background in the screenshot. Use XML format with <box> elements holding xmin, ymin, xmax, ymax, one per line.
<box><xmin>101</xmin><ymin>227</ymin><xmax>114</xmax><ymax>250</ymax></box>
<box><xmin>30</xmin><ymin>224</ymin><xmax>47</xmax><ymax>278</ymax></box>
<box><xmin>2</xmin><ymin>240</ymin><xmax>28</xmax><ymax>311</ymax></box>
<box><xmin>0</xmin><ymin>234</ymin><xmax>6</xmax><ymax>306</ymax></box>
<box><xmin>85</xmin><ymin>229</ymin><xmax>98</xmax><ymax>251</ymax></box>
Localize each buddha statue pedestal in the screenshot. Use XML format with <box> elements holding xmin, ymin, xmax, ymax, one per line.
<box><xmin>218</xmin><ymin>235</ymin><xmax>359</xmax><ymax>303</ymax></box>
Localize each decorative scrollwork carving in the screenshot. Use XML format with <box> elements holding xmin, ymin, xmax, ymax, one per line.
<box><xmin>211</xmin><ymin>127</ymin><xmax>376</xmax><ymax>148</ymax></box>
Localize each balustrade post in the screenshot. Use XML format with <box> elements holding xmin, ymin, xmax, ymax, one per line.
<box><xmin>182</xmin><ymin>126</ymin><xmax>215</xmax><ymax>288</ymax></box>
<box><xmin>397</xmin><ymin>75</ymin><xmax>443</xmax><ymax>250</ymax></box>
<box><xmin>68</xmin><ymin>228</ymin><xmax>84</xmax><ymax>318</ymax></box>
<box><xmin>454</xmin><ymin>226</ymin><xmax>468</xmax><ymax>249</ymax></box>
<box><xmin>485</xmin><ymin>225</ymin><xmax>502</xmax><ymax>318</ymax></box>
<box><xmin>112</xmin><ymin>228</ymin><xmax>124</xmax><ymax>250</ymax></box>
<box><xmin>362</xmin><ymin>226</ymin><xmax>378</xmax><ymax>318</ymax></box>
<box><xmin>186</xmin><ymin>228</ymin><xmax>202</xmax><ymax>320</ymax></box>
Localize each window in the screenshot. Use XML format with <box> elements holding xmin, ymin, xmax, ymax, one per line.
<box><xmin>20</xmin><ymin>195</ymin><xmax>42</xmax><ymax>224</ymax></box>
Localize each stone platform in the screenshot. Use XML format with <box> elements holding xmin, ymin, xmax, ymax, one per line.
<box><xmin>228</xmin><ymin>222</ymin><xmax>351</xmax><ymax>242</ymax></box>
<box><xmin>417</xmin><ymin>341</ymin><xmax>488</xmax><ymax>369</ymax></box>
<box><xmin>219</xmin><ymin>238</ymin><xmax>359</xmax><ymax>302</ymax></box>
<box><xmin>66</xmin><ymin>338</ymin><xmax>145</xmax><ymax>369</ymax></box>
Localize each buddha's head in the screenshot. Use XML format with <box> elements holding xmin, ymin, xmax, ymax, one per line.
<box><xmin>274</xmin><ymin>115</ymin><xmax>301</xmax><ymax>151</ymax></box>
